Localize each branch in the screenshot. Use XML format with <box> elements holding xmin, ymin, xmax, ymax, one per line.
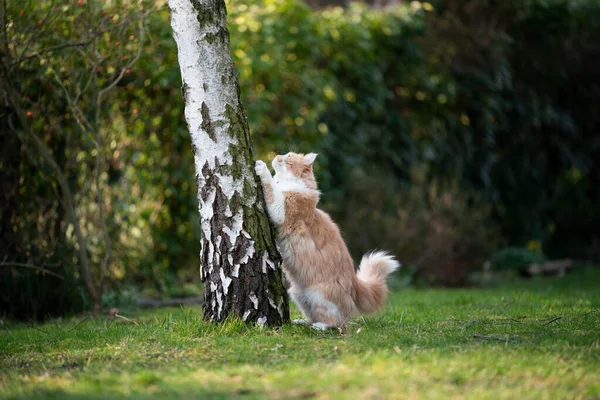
<box><xmin>15</xmin><ymin>0</ymin><xmax>58</xmax><ymax>65</ymax></box>
<box><xmin>541</xmin><ymin>317</ymin><xmax>561</xmax><ymax>326</ymax></box>
<box><xmin>26</xmin><ymin>131</ymin><xmax>97</xmax><ymax>300</ymax></box>
<box><xmin>73</xmin><ymin>58</ymin><xmax>97</xmax><ymax>105</ymax></box>
<box><xmin>95</xmin><ymin>18</ymin><xmax>147</xmax><ymax>117</ymax></box>
<box><xmin>1</xmin><ymin>322</ymin><xmax>14</xmax><ymax>338</ymax></box>
<box><xmin>473</xmin><ymin>334</ymin><xmax>516</xmax><ymax>343</ymax></box>
<box><xmin>1</xmin><ymin>0</ymin><xmax>8</xmax><ymax>61</ymax></box>
<box><xmin>98</xmin><ymin>16</ymin><xmax>147</xmax><ymax>288</ymax></box>
<box><xmin>0</xmin><ymin>261</ymin><xmax>64</xmax><ymax>280</ymax></box>
<box><xmin>47</xmin><ymin>315</ymin><xmax>65</xmax><ymax>332</ymax></box>
<box><xmin>10</xmin><ymin>7</ymin><xmax>145</xmax><ymax>68</ymax></box>
<box><xmin>1</xmin><ymin>6</ymin><xmax>152</xmax><ymax>312</ymax></box>
<box><xmin>114</xmin><ymin>314</ymin><xmax>138</xmax><ymax>325</ymax></box>
<box><xmin>10</xmin><ymin>39</ymin><xmax>96</xmax><ymax>67</ymax></box>
<box><xmin>3</xmin><ymin>88</ymin><xmax>99</xmax><ymax>306</ymax></box>
<box><xmin>49</xmin><ymin>68</ymin><xmax>96</xmax><ymax>135</ymax></box>
<box><xmin>135</xmin><ymin>296</ymin><xmax>204</xmax><ymax>308</ymax></box>
<box><xmin>66</xmin><ymin>316</ymin><xmax>90</xmax><ymax>332</ymax></box>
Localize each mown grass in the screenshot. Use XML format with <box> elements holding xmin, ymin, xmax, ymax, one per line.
<box><xmin>1</xmin><ymin>267</ymin><xmax>599</xmax><ymax>399</ymax></box>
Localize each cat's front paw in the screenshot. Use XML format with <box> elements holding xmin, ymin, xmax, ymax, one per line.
<box><xmin>254</xmin><ymin>160</ymin><xmax>271</xmax><ymax>181</ymax></box>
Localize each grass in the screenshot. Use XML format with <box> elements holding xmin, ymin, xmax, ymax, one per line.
<box><xmin>1</xmin><ymin>267</ymin><xmax>599</xmax><ymax>399</ymax></box>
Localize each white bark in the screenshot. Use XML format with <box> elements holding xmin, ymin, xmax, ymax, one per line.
<box><xmin>169</xmin><ymin>0</ymin><xmax>288</xmax><ymax>325</ymax></box>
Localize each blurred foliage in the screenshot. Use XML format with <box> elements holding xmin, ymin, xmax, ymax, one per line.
<box><xmin>0</xmin><ymin>264</ymin><xmax>88</xmax><ymax>320</ymax></box>
<box><xmin>1</xmin><ymin>0</ymin><xmax>158</xmax><ymax>318</ymax></box>
<box><xmin>423</xmin><ymin>0</ymin><xmax>600</xmax><ymax>263</ymax></box>
<box><xmin>489</xmin><ymin>247</ymin><xmax>547</xmax><ymax>275</ymax></box>
<box><xmin>2</xmin><ymin>0</ymin><xmax>599</xmax><ymax>318</ymax></box>
<box><xmin>337</xmin><ymin>166</ymin><xmax>496</xmax><ymax>286</ymax></box>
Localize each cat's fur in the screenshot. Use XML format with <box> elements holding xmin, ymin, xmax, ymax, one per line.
<box><xmin>255</xmin><ymin>152</ymin><xmax>400</xmax><ymax>330</ymax></box>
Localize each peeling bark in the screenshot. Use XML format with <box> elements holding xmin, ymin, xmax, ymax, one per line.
<box><xmin>169</xmin><ymin>0</ymin><xmax>289</xmax><ymax>325</ymax></box>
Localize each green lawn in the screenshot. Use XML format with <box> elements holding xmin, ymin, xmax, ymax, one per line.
<box><xmin>1</xmin><ymin>268</ymin><xmax>599</xmax><ymax>400</ymax></box>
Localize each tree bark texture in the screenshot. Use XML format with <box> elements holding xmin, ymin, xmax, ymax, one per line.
<box><xmin>169</xmin><ymin>0</ymin><xmax>289</xmax><ymax>326</ymax></box>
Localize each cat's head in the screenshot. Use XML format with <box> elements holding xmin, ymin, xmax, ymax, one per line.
<box><xmin>272</xmin><ymin>152</ymin><xmax>318</xmax><ymax>191</ymax></box>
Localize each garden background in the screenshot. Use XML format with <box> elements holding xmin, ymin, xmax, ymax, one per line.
<box><xmin>1</xmin><ymin>0</ymin><xmax>599</xmax><ymax>319</ymax></box>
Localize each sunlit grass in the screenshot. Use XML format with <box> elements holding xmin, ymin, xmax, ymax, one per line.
<box><xmin>1</xmin><ymin>267</ymin><xmax>599</xmax><ymax>399</ymax></box>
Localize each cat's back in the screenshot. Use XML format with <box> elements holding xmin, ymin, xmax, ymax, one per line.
<box><xmin>277</xmin><ymin>206</ymin><xmax>345</xmax><ymax>262</ymax></box>
<box><xmin>310</xmin><ymin>208</ymin><xmax>349</xmax><ymax>253</ymax></box>
<box><xmin>282</xmin><ymin>206</ymin><xmax>354</xmax><ymax>286</ymax></box>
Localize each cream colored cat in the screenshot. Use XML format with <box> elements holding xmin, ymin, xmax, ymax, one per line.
<box><xmin>255</xmin><ymin>152</ymin><xmax>400</xmax><ymax>330</ymax></box>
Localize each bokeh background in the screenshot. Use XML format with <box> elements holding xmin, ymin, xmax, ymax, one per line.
<box><xmin>1</xmin><ymin>0</ymin><xmax>599</xmax><ymax>320</ymax></box>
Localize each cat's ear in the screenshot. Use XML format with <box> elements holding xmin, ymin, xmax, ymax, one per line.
<box><xmin>304</xmin><ymin>153</ymin><xmax>318</xmax><ymax>165</ymax></box>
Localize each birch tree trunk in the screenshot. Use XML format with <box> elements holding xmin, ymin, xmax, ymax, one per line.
<box><xmin>169</xmin><ymin>0</ymin><xmax>289</xmax><ymax>326</ymax></box>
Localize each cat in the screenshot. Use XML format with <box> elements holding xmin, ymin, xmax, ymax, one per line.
<box><xmin>254</xmin><ymin>152</ymin><xmax>400</xmax><ymax>330</ymax></box>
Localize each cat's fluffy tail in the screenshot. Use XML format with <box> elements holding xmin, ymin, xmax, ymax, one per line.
<box><xmin>354</xmin><ymin>251</ymin><xmax>400</xmax><ymax>314</ymax></box>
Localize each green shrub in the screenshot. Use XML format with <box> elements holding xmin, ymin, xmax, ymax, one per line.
<box><xmin>1</xmin><ymin>0</ymin><xmax>154</xmax><ymax>317</ymax></box>
<box><xmin>334</xmin><ymin>167</ymin><xmax>497</xmax><ymax>287</ymax></box>
<box><xmin>489</xmin><ymin>247</ymin><xmax>547</xmax><ymax>274</ymax></box>
<box><xmin>4</xmin><ymin>0</ymin><xmax>600</xmax><ymax>320</ymax></box>
<box><xmin>420</xmin><ymin>0</ymin><xmax>600</xmax><ymax>259</ymax></box>
<box><xmin>0</xmin><ymin>264</ymin><xmax>88</xmax><ymax>321</ymax></box>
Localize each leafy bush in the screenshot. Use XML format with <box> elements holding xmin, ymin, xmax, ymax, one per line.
<box><xmin>335</xmin><ymin>167</ymin><xmax>496</xmax><ymax>287</ymax></box>
<box><xmin>4</xmin><ymin>0</ymin><xmax>600</xmax><ymax>320</ymax></box>
<box><xmin>488</xmin><ymin>247</ymin><xmax>547</xmax><ymax>275</ymax></box>
<box><xmin>0</xmin><ymin>265</ymin><xmax>88</xmax><ymax>321</ymax></box>
<box><xmin>1</xmin><ymin>0</ymin><xmax>154</xmax><ymax>317</ymax></box>
<box><xmin>420</xmin><ymin>0</ymin><xmax>600</xmax><ymax>259</ymax></box>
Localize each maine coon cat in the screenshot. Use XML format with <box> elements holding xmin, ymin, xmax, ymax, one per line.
<box><xmin>255</xmin><ymin>152</ymin><xmax>400</xmax><ymax>330</ymax></box>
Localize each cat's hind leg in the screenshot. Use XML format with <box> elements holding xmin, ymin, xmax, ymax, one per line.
<box><xmin>304</xmin><ymin>288</ymin><xmax>346</xmax><ymax>329</ymax></box>
<box><xmin>310</xmin><ymin>322</ymin><xmax>330</xmax><ymax>331</ymax></box>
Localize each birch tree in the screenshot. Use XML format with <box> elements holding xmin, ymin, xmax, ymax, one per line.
<box><xmin>169</xmin><ymin>0</ymin><xmax>289</xmax><ymax>325</ymax></box>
